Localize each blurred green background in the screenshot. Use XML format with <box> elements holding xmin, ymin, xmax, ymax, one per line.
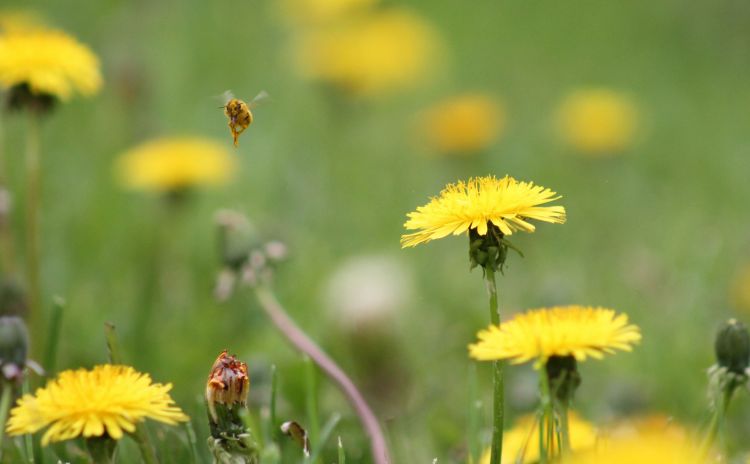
<box><xmin>2</xmin><ymin>0</ymin><xmax>750</xmax><ymax>462</ymax></box>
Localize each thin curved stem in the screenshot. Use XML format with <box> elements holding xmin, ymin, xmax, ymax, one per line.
<box><xmin>25</xmin><ymin>112</ymin><xmax>41</xmax><ymax>339</ymax></box>
<box><xmin>484</xmin><ymin>267</ymin><xmax>504</xmax><ymax>464</ymax></box>
<box><xmin>252</xmin><ymin>285</ymin><xmax>390</xmax><ymax>464</ymax></box>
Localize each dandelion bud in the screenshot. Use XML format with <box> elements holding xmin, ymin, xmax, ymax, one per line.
<box><xmin>714</xmin><ymin>319</ymin><xmax>750</xmax><ymax>375</ymax></box>
<box><xmin>0</xmin><ymin>315</ymin><xmax>28</xmax><ymax>382</ymax></box>
<box><xmin>468</xmin><ymin>225</ymin><xmax>508</xmax><ymax>273</ymax></box>
<box><xmin>205</xmin><ymin>350</ymin><xmax>258</xmax><ymax>464</ymax></box>
<box><xmin>6</xmin><ymin>83</ymin><xmax>56</xmax><ymax>113</ymax></box>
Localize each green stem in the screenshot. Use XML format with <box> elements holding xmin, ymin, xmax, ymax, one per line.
<box><xmin>42</xmin><ymin>297</ymin><xmax>65</xmax><ymax>375</ymax></box>
<box><xmin>0</xmin><ymin>381</ymin><xmax>13</xmax><ymax>458</ymax></box>
<box><xmin>304</xmin><ymin>356</ymin><xmax>320</xmax><ymax>454</ymax></box>
<box><xmin>484</xmin><ymin>267</ymin><xmax>504</xmax><ymax>464</ymax></box>
<box><xmin>103</xmin><ymin>323</ymin><xmax>159</xmax><ymax>464</ymax></box>
<box><xmin>538</xmin><ymin>363</ymin><xmax>553</xmax><ymax>464</ymax></box>
<box><xmin>25</xmin><ymin>112</ymin><xmax>42</xmax><ymax>349</ymax></box>
<box><xmin>559</xmin><ymin>401</ymin><xmax>570</xmax><ymax>455</ymax></box>
<box><xmin>699</xmin><ymin>385</ymin><xmax>734</xmax><ymax>460</ymax></box>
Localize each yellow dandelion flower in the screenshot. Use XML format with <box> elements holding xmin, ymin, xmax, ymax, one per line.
<box><xmin>469</xmin><ymin>306</ymin><xmax>641</xmax><ymax>366</ymax></box>
<box><xmin>478</xmin><ymin>412</ymin><xmax>597</xmax><ymax>464</ymax></box>
<box><xmin>0</xmin><ymin>10</ymin><xmax>47</xmax><ymax>34</ymax></box>
<box><xmin>0</xmin><ymin>30</ymin><xmax>102</xmax><ymax>100</ymax></box>
<box><xmin>6</xmin><ymin>365</ymin><xmax>188</xmax><ymax>445</ymax></box>
<box><xmin>401</xmin><ymin>175</ymin><xmax>566</xmax><ymax>248</ymax></box>
<box><xmin>292</xmin><ymin>8</ymin><xmax>440</xmax><ymax>96</ymax></box>
<box><xmin>415</xmin><ymin>94</ymin><xmax>505</xmax><ymax>156</ymax></box>
<box><xmin>116</xmin><ymin>137</ymin><xmax>236</xmax><ymax>192</ymax></box>
<box><xmin>556</xmin><ymin>89</ymin><xmax>637</xmax><ymax>155</ymax></box>
<box><xmin>729</xmin><ymin>264</ymin><xmax>750</xmax><ymax>315</ymax></box>
<box><xmin>569</xmin><ymin>429</ymin><xmax>702</xmax><ymax>464</ymax></box>
<box><xmin>278</xmin><ymin>0</ymin><xmax>377</xmax><ymax>25</ymax></box>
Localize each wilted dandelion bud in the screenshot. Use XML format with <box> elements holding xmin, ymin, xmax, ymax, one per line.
<box><xmin>0</xmin><ymin>315</ymin><xmax>29</xmax><ymax>382</ymax></box>
<box><xmin>714</xmin><ymin>319</ymin><xmax>750</xmax><ymax>375</ymax></box>
<box><xmin>206</xmin><ymin>350</ymin><xmax>250</xmax><ymax>426</ymax></box>
<box><xmin>205</xmin><ymin>350</ymin><xmax>258</xmax><ymax>464</ymax></box>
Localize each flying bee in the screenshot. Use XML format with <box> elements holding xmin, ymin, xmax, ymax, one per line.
<box><xmin>220</xmin><ymin>90</ymin><xmax>269</xmax><ymax>147</ymax></box>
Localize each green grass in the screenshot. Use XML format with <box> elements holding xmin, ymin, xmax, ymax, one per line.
<box><xmin>2</xmin><ymin>0</ymin><xmax>750</xmax><ymax>462</ymax></box>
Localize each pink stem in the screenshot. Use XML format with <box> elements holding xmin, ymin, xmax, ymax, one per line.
<box><xmin>253</xmin><ymin>285</ymin><xmax>390</xmax><ymax>464</ymax></box>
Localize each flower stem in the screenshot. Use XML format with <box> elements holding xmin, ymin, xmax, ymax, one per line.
<box><xmin>103</xmin><ymin>323</ymin><xmax>159</xmax><ymax>464</ymax></box>
<box><xmin>25</xmin><ymin>112</ymin><xmax>42</xmax><ymax>344</ymax></box>
<box><xmin>85</xmin><ymin>437</ymin><xmax>116</xmax><ymax>464</ymax></box>
<box><xmin>559</xmin><ymin>401</ymin><xmax>571</xmax><ymax>455</ymax></box>
<box><xmin>0</xmin><ymin>111</ymin><xmax>17</xmax><ymax>276</ymax></box>
<box><xmin>699</xmin><ymin>384</ymin><xmax>734</xmax><ymax>460</ymax></box>
<box><xmin>0</xmin><ymin>381</ymin><xmax>14</xmax><ymax>458</ymax></box>
<box><xmin>483</xmin><ymin>267</ymin><xmax>504</xmax><ymax>464</ymax></box>
<box><xmin>252</xmin><ymin>285</ymin><xmax>391</xmax><ymax>464</ymax></box>
<box><xmin>538</xmin><ymin>363</ymin><xmax>553</xmax><ymax>464</ymax></box>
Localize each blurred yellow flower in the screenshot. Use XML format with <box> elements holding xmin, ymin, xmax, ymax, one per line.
<box><xmin>568</xmin><ymin>429</ymin><xmax>701</xmax><ymax>464</ymax></box>
<box><xmin>292</xmin><ymin>9</ymin><xmax>440</xmax><ymax>96</ymax></box>
<box><xmin>0</xmin><ymin>10</ymin><xmax>47</xmax><ymax>34</ymax></box>
<box><xmin>6</xmin><ymin>365</ymin><xmax>188</xmax><ymax>445</ymax></box>
<box><xmin>0</xmin><ymin>30</ymin><xmax>102</xmax><ymax>100</ymax></box>
<box><xmin>730</xmin><ymin>264</ymin><xmax>750</xmax><ymax>314</ymax></box>
<box><xmin>556</xmin><ymin>89</ymin><xmax>637</xmax><ymax>155</ymax></box>
<box><xmin>278</xmin><ymin>0</ymin><xmax>377</xmax><ymax>25</ymax></box>
<box><xmin>401</xmin><ymin>175</ymin><xmax>565</xmax><ymax>248</ymax></box>
<box><xmin>116</xmin><ymin>137</ymin><xmax>236</xmax><ymax>192</ymax></box>
<box><xmin>416</xmin><ymin>94</ymin><xmax>505</xmax><ymax>155</ymax></box>
<box><xmin>479</xmin><ymin>412</ymin><xmax>597</xmax><ymax>464</ymax></box>
<box><xmin>469</xmin><ymin>306</ymin><xmax>641</xmax><ymax>366</ymax></box>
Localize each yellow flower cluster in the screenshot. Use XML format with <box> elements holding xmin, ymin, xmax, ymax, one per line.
<box><xmin>557</xmin><ymin>89</ymin><xmax>638</xmax><ymax>155</ymax></box>
<box><xmin>286</xmin><ymin>0</ymin><xmax>439</xmax><ymax>97</ymax></box>
<box><xmin>469</xmin><ymin>305</ymin><xmax>641</xmax><ymax>366</ymax></box>
<box><xmin>116</xmin><ymin>137</ymin><xmax>236</xmax><ymax>192</ymax></box>
<box><xmin>0</xmin><ymin>29</ymin><xmax>102</xmax><ymax>100</ymax></box>
<box><xmin>6</xmin><ymin>365</ymin><xmax>188</xmax><ymax>445</ymax></box>
<box><xmin>415</xmin><ymin>94</ymin><xmax>505</xmax><ymax>156</ymax></box>
<box><xmin>401</xmin><ymin>175</ymin><xmax>565</xmax><ymax>248</ymax></box>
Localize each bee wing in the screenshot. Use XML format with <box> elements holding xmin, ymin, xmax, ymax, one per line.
<box><xmin>211</xmin><ymin>90</ymin><xmax>235</xmax><ymax>108</ymax></box>
<box><xmin>248</xmin><ymin>90</ymin><xmax>271</xmax><ymax>109</ymax></box>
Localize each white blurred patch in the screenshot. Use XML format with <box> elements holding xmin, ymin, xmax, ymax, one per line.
<box><xmin>324</xmin><ymin>254</ymin><xmax>412</xmax><ymax>331</ymax></box>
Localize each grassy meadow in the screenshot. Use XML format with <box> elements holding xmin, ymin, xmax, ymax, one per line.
<box><xmin>1</xmin><ymin>0</ymin><xmax>750</xmax><ymax>462</ymax></box>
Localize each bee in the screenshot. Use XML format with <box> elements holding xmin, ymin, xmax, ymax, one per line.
<box><xmin>220</xmin><ymin>90</ymin><xmax>269</xmax><ymax>147</ymax></box>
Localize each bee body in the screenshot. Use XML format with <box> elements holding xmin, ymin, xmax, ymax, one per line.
<box><xmin>224</xmin><ymin>98</ymin><xmax>253</xmax><ymax>147</ymax></box>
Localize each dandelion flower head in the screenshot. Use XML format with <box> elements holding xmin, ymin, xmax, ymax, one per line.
<box><xmin>469</xmin><ymin>306</ymin><xmax>641</xmax><ymax>366</ymax></box>
<box><xmin>416</xmin><ymin>94</ymin><xmax>505</xmax><ymax>155</ymax></box>
<box><xmin>292</xmin><ymin>8</ymin><xmax>440</xmax><ymax>96</ymax></box>
<box><xmin>116</xmin><ymin>137</ymin><xmax>236</xmax><ymax>192</ymax></box>
<box><xmin>6</xmin><ymin>365</ymin><xmax>188</xmax><ymax>445</ymax></box>
<box><xmin>569</xmin><ymin>429</ymin><xmax>701</xmax><ymax>464</ymax></box>
<box><xmin>0</xmin><ymin>10</ymin><xmax>47</xmax><ymax>34</ymax></box>
<box><xmin>557</xmin><ymin>88</ymin><xmax>637</xmax><ymax>155</ymax></box>
<box><xmin>401</xmin><ymin>175</ymin><xmax>565</xmax><ymax>248</ymax></box>
<box><xmin>479</xmin><ymin>412</ymin><xmax>597</xmax><ymax>464</ymax></box>
<box><xmin>0</xmin><ymin>29</ymin><xmax>102</xmax><ymax>100</ymax></box>
<box><xmin>278</xmin><ymin>0</ymin><xmax>377</xmax><ymax>25</ymax></box>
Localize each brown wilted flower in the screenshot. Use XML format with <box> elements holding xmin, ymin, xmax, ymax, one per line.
<box><xmin>205</xmin><ymin>350</ymin><xmax>250</xmax><ymax>424</ymax></box>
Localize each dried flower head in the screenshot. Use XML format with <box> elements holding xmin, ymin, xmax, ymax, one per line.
<box><xmin>206</xmin><ymin>350</ymin><xmax>250</xmax><ymax>424</ymax></box>
<box><xmin>6</xmin><ymin>365</ymin><xmax>187</xmax><ymax>445</ymax></box>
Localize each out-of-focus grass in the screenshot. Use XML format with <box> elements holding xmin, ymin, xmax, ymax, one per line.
<box><xmin>2</xmin><ymin>0</ymin><xmax>750</xmax><ymax>461</ymax></box>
